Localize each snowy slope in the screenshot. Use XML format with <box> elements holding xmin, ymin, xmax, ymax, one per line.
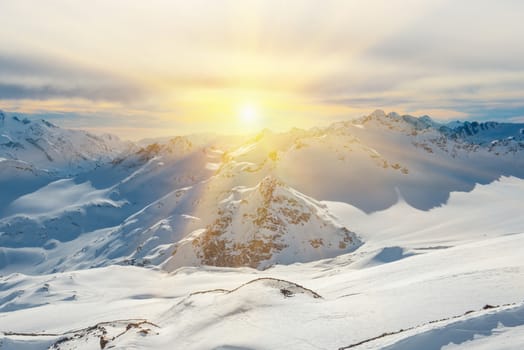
<box><xmin>0</xmin><ymin>158</ymin><xmax>54</xmax><ymax>215</ymax></box>
<box><xmin>1</xmin><ymin>189</ymin><xmax>523</xmax><ymax>349</ymax></box>
<box><xmin>0</xmin><ymin>136</ymin><xmax>219</xmax><ymax>274</ymax></box>
<box><xmin>0</xmin><ymin>110</ymin><xmax>135</xmax><ymax>216</ymax></box>
<box><xmin>320</xmin><ymin>110</ymin><xmax>524</xmax><ymax>211</ymax></box>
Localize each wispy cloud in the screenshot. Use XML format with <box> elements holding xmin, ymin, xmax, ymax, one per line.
<box><xmin>0</xmin><ymin>83</ymin><xmax>142</xmax><ymax>102</ymax></box>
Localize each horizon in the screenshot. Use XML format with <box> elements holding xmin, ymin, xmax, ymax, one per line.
<box><xmin>3</xmin><ymin>107</ymin><xmax>523</xmax><ymax>141</ymax></box>
<box><xmin>1</xmin><ymin>1</ymin><xmax>524</xmax><ymax>139</ymax></box>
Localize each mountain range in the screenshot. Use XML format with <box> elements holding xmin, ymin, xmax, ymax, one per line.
<box><xmin>1</xmin><ymin>109</ymin><xmax>523</xmax><ymax>273</ymax></box>
<box><xmin>1</xmin><ymin>109</ymin><xmax>523</xmax><ymax>349</ymax></box>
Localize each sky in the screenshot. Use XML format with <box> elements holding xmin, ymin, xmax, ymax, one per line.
<box><xmin>0</xmin><ymin>0</ymin><xmax>523</xmax><ymax>139</ymax></box>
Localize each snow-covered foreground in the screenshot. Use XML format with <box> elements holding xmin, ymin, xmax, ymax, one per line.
<box><xmin>1</xmin><ymin>177</ymin><xmax>523</xmax><ymax>349</ymax></box>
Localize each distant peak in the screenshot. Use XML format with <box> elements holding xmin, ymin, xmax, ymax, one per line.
<box><xmin>419</xmin><ymin>115</ymin><xmax>433</xmax><ymax>123</ymax></box>
<box><xmin>370</xmin><ymin>109</ymin><xmax>386</xmax><ymax>118</ymax></box>
<box><xmin>387</xmin><ymin>111</ymin><xmax>401</xmax><ymax>119</ymax></box>
<box><xmin>168</xmin><ymin>135</ymin><xmax>193</xmax><ymax>147</ymax></box>
<box><xmin>0</xmin><ymin>111</ymin><xmax>60</xmax><ymax>129</ymax></box>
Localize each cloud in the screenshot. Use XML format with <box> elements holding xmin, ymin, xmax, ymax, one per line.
<box><xmin>296</xmin><ymin>0</ymin><xmax>524</xmax><ymax>123</ymax></box>
<box><xmin>449</xmin><ymin>104</ymin><xmax>524</xmax><ymax>122</ymax></box>
<box><xmin>363</xmin><ymin>1</ymin><xmax>524</xmax><ymax>72</ymax></box>
<box><xmin>0</xmin><ymin>83</ymin><xmax>142</xmax><ymax>102</ymax></box>
<box><xmin>1</xmin><ymin>0</ymin><xmax>523</xmax><ymax>135</ymax></box>
<box><xmin>0</xmin><ymin>54</ymin><xmax>144</xmax><ymax>102</ymax></box>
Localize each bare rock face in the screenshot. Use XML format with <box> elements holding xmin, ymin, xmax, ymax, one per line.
<box><xmin>168</xmin><ymin>176</ymin><xmax>361</xmax><ymax>270</ymax></box>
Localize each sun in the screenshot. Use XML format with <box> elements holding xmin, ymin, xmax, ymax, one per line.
<box><xmin>238</xmin><ymin>103</ymin><xmax>261</xmax><ymax>128</ymax></box>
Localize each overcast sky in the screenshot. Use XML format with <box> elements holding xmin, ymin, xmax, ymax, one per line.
<box><xmin>0</xmin><ymin>0</ymin><xmax>523</xmax><ymax>138</ymax></box>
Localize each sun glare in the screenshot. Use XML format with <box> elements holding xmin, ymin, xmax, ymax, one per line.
<box><xmin>238</xmin><ymin>103</ymin><xmax>261</xmax><ymax>130</ymax></box>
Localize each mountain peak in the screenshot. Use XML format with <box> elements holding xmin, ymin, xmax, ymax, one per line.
<box><xmin>419</xmin><ymin>115</ymin><xmax>434</xmax><ymax>123</ymax></box>
<box><xmin>257</xmin><ymin>175</ymin><xmax>286</xmax><ymax>196</ymax></box>
<box><xmin>165</xmin><ymin>176</ymin><xmax>361</xmax><ymax>270</ymax></box>
<box><xmin>370</xmin><ymin>109</ymin><xmax>386</xmax><ymax>118</ymax></box>
<box><xmin>387</xmin><ymin>111</ymin><xmax>401</xmax><ymax>119</ymax></box>
<box><xmin>0</xmin><ymin>111</ymin><xmax>59</xmax><ymax>130</ymax></box>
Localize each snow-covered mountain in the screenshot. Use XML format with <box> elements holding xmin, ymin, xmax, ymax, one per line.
<box><xmin>0</xmin><ymin>110</ymin><xmax>133</xmax><ymax>175</ymax></box>
<box><xmin>165</xmin><ymin>176</ymin><xmax>360</xmax><ymax>270</ymax></box>
<box><xmin>1</xmin><ymin>110</ymin><xmax>524</xmax><ymax>349</ymax></box>
<box><xmin>1</xmin><ymin>109</ymin><xmax>524</xmax><ymax>274</ymax></box>
<box><xmin>211</xmin><ymin>110</ymin><xmax>524</xmax><ymax>211</ymax></box>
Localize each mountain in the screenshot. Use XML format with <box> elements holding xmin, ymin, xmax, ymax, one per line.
<box><xmin>0</xmin><ymin>110</ymin><xmax>133</xmax><ymax>175</ymax></box>
<box><xmin>1</xmin><ymin>110</ymin><xmax>524</xmax><ymax>275</ymax></box>
<box><xmin>2</xmin><ymin>179</ymin><xmax>524</xmax><ymax>349</ymax></box>
<box><xmin>208</xmin><ymin>110</ymin><xmax>524</xmax><ymax>212</ymax></box>
<box><xmin>0</xmin><ymin>110</ymin><xmax>137</xmax><ymax>220</ymax></box>
<box><xmin>165</xmin><ymin>176</ymin><xmax>360</xmax><ymax>270</ymax></box>
<box><xmin>1</xmin><ymin>110</ymin><xmax>524</xmax><ymax>349</ymax></box>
